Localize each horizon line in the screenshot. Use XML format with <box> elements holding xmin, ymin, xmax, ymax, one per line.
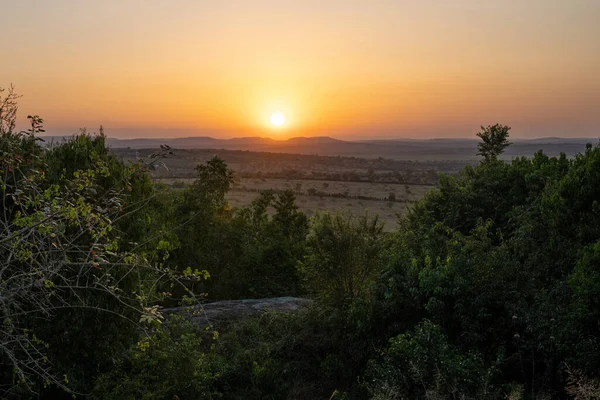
<box><xmin>38</xmin><ymin>133</ymin><xmax>600</xmax><ymax>142</ymax></box>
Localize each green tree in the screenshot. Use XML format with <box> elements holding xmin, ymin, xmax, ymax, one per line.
<box><xmin>301</xmin><ymin>212</ymin><xmax>385</xmax><ymax>305</ymax></box>
<box><xmin>367</xmin><ymin>320</ymin><xmax>499</xmax><ymax>399</ymax></box>
<box><xmin>273</xmin><ymin>189</ymin><xmax>308</xmax><ymax>239</ymax></box>
<box><xmin>186</xmin><ymin>156</ymin><xmax>234</xmax><ymax>212</ymax></box>
<box><xmin>0</xmin><ymin>89</ymin><xmax>207</xmax><ymax>397</ymax></box>
<box><xmin>91</xmin><ymin>316</ymin><xmax>221</xmax><ymax>400</ymax></box>
<box><xmin>476</xmin><ymin>123</ymin><xmax>512</xmax><ymax>162</ymax></box>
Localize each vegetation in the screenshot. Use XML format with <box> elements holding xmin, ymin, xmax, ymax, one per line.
<box><xmin>477</xmin><ymin>123</ymin><xmax>512</xmax><ymax>162</ymax></box>
<box><xmin>3</xmin><ymin>86</ymin><xmax>600</xmax><ymax>399</ymax></box>
<box><xmin>113</xmin><ymin>146</ymin><xmax>457</xmax><ymax>185</ymax></box>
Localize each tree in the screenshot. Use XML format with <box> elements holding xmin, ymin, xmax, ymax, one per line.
<box><xmin>0</xmin><ymin>85</ymin><xmax>19</xmax><ymax>135</ymax></box>
<box><xmin>217</xmin><ymin>189</ymin><xmax>307</xmax><ymax>298</ymax></box>
<box><xmin>273</xmin><ymin>189</ymin><xmax>308</xmax><ymax>238</ymax></box>
<box><xmin>184</xmin><ymin>156</ymin><xmax>234</xmax><ymax>213</ymax></box>
<box><xmin>476</xmin><ymin>124</ymin><xmax>512</xmax><ymax>162</ymax></box>
<box><xmin>91</xmin><ymin>316</ymin><xmax>221</xmax><ymax>399</ymax></box>
<box><xmin>367</xmin><ymin>320</ymin><xmax>499</xmax><ymax>399</ymax></box>
<box><xmin>0</xmin><ymin>89</ymin><xmax>208</xmax><ymax>397</ymax></box>
<box><xmin>300</xmin><ymin>212</ymin><xmax>385</xmax><ymax>305</ymax></box>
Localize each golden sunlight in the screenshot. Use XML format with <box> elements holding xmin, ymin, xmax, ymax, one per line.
<box><xmin>270</xmin><ymin>111</ymin><xmax>285</xmax><ymax>127</ymax></box>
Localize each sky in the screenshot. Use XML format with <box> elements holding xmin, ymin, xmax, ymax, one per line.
<box><xmin>1</xmin><ymin>0</ymin><xmax>599</xmax><ymax>139</ymax></box>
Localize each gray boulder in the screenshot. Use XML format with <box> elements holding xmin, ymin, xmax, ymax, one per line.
<box><xmin>163</xmin><ymin>297</ymin><xmax>313</xmax><ymax>328</ymax></box>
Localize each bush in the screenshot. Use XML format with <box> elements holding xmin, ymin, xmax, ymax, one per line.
<box><xmin>300</xmin><ymin>212</ymin><xmax>386</xmax><ymax>305</ymax></box>
<box><xmin>366</xmin><ymin>320</ymin><xmax>501</xmax><ymax>399</ymax></box>
<box><xmin>92</xmin><ymin>316</ymin><xmax>222</xmax><ymax>400</ymax></box>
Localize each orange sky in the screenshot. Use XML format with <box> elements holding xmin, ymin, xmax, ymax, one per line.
<box><xmin>1</xmin><ymin>0</ymin><xmax>599</xmax><ymax>139</ymax></box>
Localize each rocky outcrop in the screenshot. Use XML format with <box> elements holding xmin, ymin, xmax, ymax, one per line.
<box><xmin>163</xmin><ymin>297</ymin><xmax>313</xmax><ymax>327</ymax></box>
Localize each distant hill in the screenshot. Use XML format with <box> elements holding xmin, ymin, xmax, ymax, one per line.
<box><xmin>40</xmin><ymin>135</ymin><xmax>599</xmax><ymax>160</ymax></box>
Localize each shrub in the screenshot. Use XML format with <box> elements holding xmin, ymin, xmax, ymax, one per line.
<box><xmin>366</xmin><ymin>320</ymin><xmax>501</xmax><ymax>399</ymax></box>
<box><xmin>92</xmin><ymin>316</ymin><xmax>222</xmax><ymax>400</ymax></box>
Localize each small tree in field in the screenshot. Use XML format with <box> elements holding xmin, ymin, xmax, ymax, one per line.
<box><xmin>476</xmin><ymin>124</ymin><xmax>512</xmax><ymax>162</ymax></box>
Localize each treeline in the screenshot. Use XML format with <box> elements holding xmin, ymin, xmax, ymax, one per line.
<box><xmin>236</xmin><ymin>168</ymin><xmax>441</xmax><ymax>185</ymax></box>
<box><xmin>2</xmin><ymin>87</ymin><xmax>600</xmax><ymax>399</ymax></box>
<box><xmin>115</xmin><ymin>147</ymin><xmax>459</xmax><ymax>185</ymax></box>
<box><xmin>229</xmin><ymin>186</ymin><xmax>409</xmax><ymax>203</ymax></box>
<box><xmin>120</xmin><ymin>146</ymin><xmax>468</xmax><ymax>172</ymax></box>
<box><xmin>161</xmin><ymin>166</ymin><xmax>440</xmax><ymax>185</ymax></box>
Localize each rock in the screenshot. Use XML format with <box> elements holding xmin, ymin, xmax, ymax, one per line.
<box><xmin>163</xmin><ymin>297</ymin><xmax>313</xmax><ymax>328</ymax></box>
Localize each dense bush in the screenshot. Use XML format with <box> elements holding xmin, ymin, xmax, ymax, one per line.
<box><xmin>92</xmin><ymin>316</ymin><xmax>222</xmax><ymax>400</ymax></box>
<box><xmin>367</xmin><ymin>320</ymin><xmax>500</xmax><ymax>399</ymax></box>
<box><xmin>0</xmin><ymin>88</ymin><xmax>207</xmax><ymax>398</ymax></box>
<box><xmin>171</xmin><ymin>172</ymin><xmax>308</xmax><ymax>300</ymax></box>
<box><xmin>363</xmin><ymin>137</ymin><xmax>600</xmax><ymax>398</ymax></box>
<box><xmin>300</xmin><ymin>212</ymin><xmax>386</xmax><ymax>305</ymax></box>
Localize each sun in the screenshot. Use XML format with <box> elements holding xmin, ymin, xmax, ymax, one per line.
<box><xmin>270</xmin><ymin>111</ymin><xmax>285</xmax><ymax>127</ymax></box>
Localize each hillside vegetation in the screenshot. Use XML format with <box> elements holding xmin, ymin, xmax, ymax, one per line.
<box><xmin>2</xmin><ymin>89</ymin><xmax>600</xmax><ymax>399</ymax></box>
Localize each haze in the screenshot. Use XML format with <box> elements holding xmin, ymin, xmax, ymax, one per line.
<box><xmin>1</xmin><ymin>0</ymin><xmax>599</xmax><ymax>139</ymax></box>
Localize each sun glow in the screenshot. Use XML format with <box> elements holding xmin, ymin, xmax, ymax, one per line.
<box><xmin>270</xmin><ymin>111</ymin><xmax>285</xmax><ymax>127</ymax></box>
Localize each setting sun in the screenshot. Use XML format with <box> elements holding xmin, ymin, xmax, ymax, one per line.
<box><xmin>270</xmin><ymin>112</ymin><xmax>285</xmax><ymax>127</ymax></box>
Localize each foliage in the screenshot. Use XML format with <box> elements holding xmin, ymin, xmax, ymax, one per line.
<box><xmin>367</xmin><ymin>320</ymin><xmax>500</xmax><ymax>399</ymax></box>
<box><xmin>366</xmin><ymin>129</ymin><xmax>600</xmax><ymax>397</ymax></box>
<box><xmin>0</xmin><ymin>85</ymin><xmax>20</xmax><ymax>135</ymax></box>
<box><xmin>185</xmin><ymin>156</ymin><xmax>234</xmax><ymax>213</ymax></box>
<box><xmin>91</xmin><ymin>316</ymin><xmax>221</xmax><ymax>400</ymax></box>
<box><xmin>300</xmin><ymin>212</ymin><xmax>386</xmax><ymax>305</ymax></box>
<box><xmin>476</xmin><ymin>123</ymin><xmax>512</xmax><ymax>162</ymax></box>
<box><xmin>565</xmin><ymin>365</ymin><xmax>600</xmax><ymax>400</ymax></box>
<box><xmin>172</xmin><ymin>164</ymin><xmax>307</xmax><ymax>299</ymax></box>
<box><xmin>0</xmin><ymin>88</ymin><xmax>207</xmax><ymax>398</ymax></box>
<box><xmin>213</xmin><ymin>312</ymin><xmax>321</xmax><ymax>399</ymax></box>
<box><xmin>225</xmin><ymin>189</ymin><xmax>308</xmax><ymax>297</ymax></box>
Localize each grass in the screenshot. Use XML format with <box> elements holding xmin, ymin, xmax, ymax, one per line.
<box><xmin>159</xmin><ymin>177</ymin><xmax>430</xmax><ymax>231</ymax></box>
<box><xmin>225</xmin><ymin>191</ymin><xmax>411</xmax><ymax>231</ymax></box>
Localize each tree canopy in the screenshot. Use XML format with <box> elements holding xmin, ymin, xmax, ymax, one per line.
<box><xmin>476</xmin><ymin>123</ymin><xmax>512</xmax><ymax>161</ymax></box>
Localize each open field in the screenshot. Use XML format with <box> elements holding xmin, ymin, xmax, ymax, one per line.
<box><xmin>113</xmin><ymin>147</ymin><xmax>464</xmax><ymax>185</ymax></box>
<box><xmin>111</xmin><ymin>147</ymin><xmax>443</xmax><ymax>229</ymax></box>
<box><xmin>161</xmin><ymin>177</ymin><xmax>429</xmax><ymax>201</ymax></box>
<box><xmin>110</xmin><ymin>137</ymin><xmax>595</xmax><ymax>230</ymax></box>
<box><xmin>159</xmin><ymin>177</ymin><xmax>429</xmax><ymax>230</ymax></box>
<box><xmin>232</xmin><ymin>178</ymin><xmax>429</xmax><ymax>199</ymax></box>
<box><xmin>120</xmin><ymin>147</ymin><xmax>447</xmax><ymax>230</ymax></box>
<box><xmin>226</xmin><ymin>191</ymin><xmax>412</xmax><ymax>230</ymax></box>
